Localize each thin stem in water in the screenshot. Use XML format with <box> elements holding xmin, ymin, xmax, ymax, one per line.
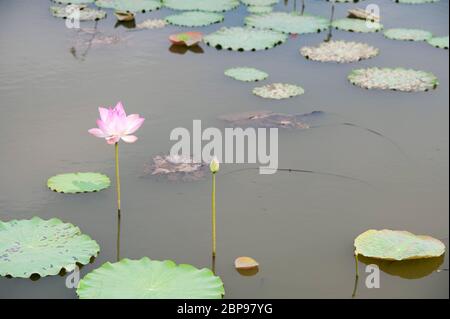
<box><xmin>212</xmin><ymin>173</ymin><xmax>216</xmax><ymax>257</ymax></box>
<box><xmin>115</xmin><ymin>142</ymin><xmax>121</xmax><ymax>214</ymax></box>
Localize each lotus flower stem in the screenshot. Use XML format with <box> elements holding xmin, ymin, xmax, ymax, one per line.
<box><xmin>212</xmin><ymin>172</ymin><xmax>216</xmax><ymax>257</ymax></box>
<box><xmin>354</xmin><ymin>253</ymin><xmax>359</xmax><ymax>278</ymax></box>
<box><xmin>115</xmin><ymin>142</ymin><xmax>121</xmax><ymax>215</ymax></box>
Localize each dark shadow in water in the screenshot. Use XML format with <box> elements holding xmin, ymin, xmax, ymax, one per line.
<box><xmin>115</xmin><ymin>20</ymin><xmax>136</xmax><ymax>29</ymax></box>
<box><xmin>324</xmin><ymin>3</ymin><xmax>335</xmax><ymax>42</ymax></box>
<box><xmin>237</xmin><ymin>267</ymin><xmax>259</xmax><ymax>277</ymax></box>
<box><xmin>117</xmin><ymin>209</ymin><xmax>121</xmax><ymax>262</ymax></box>
<box><xmin>169</xmin><ymin>44</ymin><xmax>204</xmax><ymax>55</ymax></box>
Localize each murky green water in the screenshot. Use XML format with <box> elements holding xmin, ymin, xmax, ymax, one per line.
<box><xmin>0</xmin><ymin>0</ymin><xmax>448</xmax><ymax>298</ymax></box>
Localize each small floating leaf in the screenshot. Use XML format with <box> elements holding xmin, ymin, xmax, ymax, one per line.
<box><xmin>253</xmin><ymin>83</ymin><xmax>304</xmax><ymax>99</ymax></box>
<box><xmin>169</xmin><ymin>32</ymin><xmax>203</xmax><ymax>46</ymax></box>
<box><xmin>77</xmin><ymin>257</ymin><xmax>225</xmax><ymax>298</ymax></box>
<box><xmin>348</xmin><ymin>67</ymin><xmax>439</xmax><ymax>92</ymax></box>
<box><xmin>204</xmin><ymin>27</ymin><xmax>287</xmax><ymax>51</ymax></box>
<box><xmin>163</xmin><ymin>0</ymin><xmax>240</xmax><ymax>12</ymax></box>
<box><xmin>245</xmin><ymin>12</ymin><xmax>329</xmax><ymax>34</ymax></box>
<box><xmin>300</xmin><ymin>40</ymin><xmax>379</xmax><ymax>63</ymax></box>
<box><xmin>136</xmin><ymin>19</ymin><xmax>166</xmax><ymax>29</ymax></box>
<box><xmin>241</xmin><ymin>0</ymin><xmax>279</xmax><ymax>5</ymax></box>
<box><xmin>393</xmin><ymin>0</ymin><xmax>440</xmax><ymax>3</ymax></box>
<box><xmin>54</xmin><ymin>0</ymin><xmax>94</xmax><ymax>4</ymax></box>
<box><xmin>224</xmin><ymin>67</ymin><xmax>268</xmax><ymax>82</ymax></box>
<box><xmin>332</xmin><ymin>18</ymin><xmax>383</xmax><ymax>33</ymax></box>
<box><xmin>47</xmin><ymin>172</ymin><xmax>111</xmax><ymax>193</ymax></box>
<box><xmin>427</xmin><ymin>36</ymin><xmax>449</xmax><ymax>49</ymax></box>
<box><xmin>0</xmin><ymin>217</ymin><xmax>99</xmax><ymax>278</ymax></box>
<box><xmin>235</xmin><ymin>256</ymin><xmax>259</xmax><ymax>270</ymax></box>
<box><xmin>384</xmin><ymin>28</ymin><xmax>433</xmax><ymax>41</ymax></box>
<box><xmin>354</xmin><ymin>229</ymin><xmax>445</xmax><ymax>261</ymax></box>
<box><xmin>51</xmin><ymin>6</ymin><xmax>106</xmax><ymax>21</ymax></box>
<box><xmin>165</xmin><ymin>11</ymin><xmax>224</xmax><ymax>27</ymax></box>
<box><xmin>247</xmin><ymin>5</ymin><xmax>273</xmax><ymax>14</ymax></box>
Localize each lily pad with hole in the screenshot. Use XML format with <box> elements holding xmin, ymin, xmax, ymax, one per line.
<box><xmin>245</xmin><ymin>12</ymin><xmax>329</xmax><ymax>34</ymax></box>
<box><xmin>332</xmin><ymin>18</ymin><xmax>383</xmax><ymax>33</ymax></box>
<box><xmin>51</xmin><ymin>6</ymin><xmax>107</xmax><ymax>20</ymax></box>
<box><xmin>348</xmin><ymin>67</ymin><xmax>439</xmax><ymax>92</ymax></box>
<box><xmin>0</xmin><ymin>217</ymin><xmax>100</xmax><ymax>278</ymax></box>
<box><xmin>144</xmin><ymin>154</ymin><xmax>207</xmax><ymax>181</ymax></box>
<box><xmin>204</xmin><ymin>27</ymin><xmax>287</xmax><ymax>51</ymax></box>
<box><xmin>300</xmin><ymin>40</ymin><xmax>379</xmax><ymax>63</ymax></box>
<box><xmin>253</xmin><ymin>83</ymin><xmax>305</xmax><ymax>99</ymax></box>
<box><xmin>47</xmin><ymin>172</ymin><xmax>111</xmax><ymax>193</ymax></box>
<box><xmin>162</xmin><ymin>0</ymin><xmax>240</xmax><ymax>12</ymax></box>
<box><xmin>241</xmin><ymin>0</ymin><xmax>279</xmax><ymax>5</ymax></box>
<box><xmin>354</xmin><ymin>229</ymin><xmax>445</xmax><ymax>261</ymax></box>
<box><xmin>77</xmin><ymin>257</ymin><xmax>225</xmax><ymax>298</ymax></box>
<box><xmin>393</xmin><ymin>0</ymin><xmax>440</xmax><ymax>3</ymax></box>
<box><xmin>224</xmin><ymin>67</ymin><xmax>268</xmax><ymax>82</ymax></box>
<box><xmin>165</xmin><ymin>11</ymin><xmax>224</xmax><ymax>27</ymax></box>
<box><xmin>384</xmin><ymin>28</ymin><xmax>433</xmax><ymax>41</ymax></box>
<box><xmin>427</xmin><ymin>36</ymin><xmax>449</xmax><ymax>49</ymax></box>
<box><xmin>247</xmin><ymin>5</ymin><xmax>274</xmax><ymax>14</ymax></box>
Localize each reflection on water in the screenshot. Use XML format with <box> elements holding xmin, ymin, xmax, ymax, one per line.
<box><xmin>169</xmin><ymin>44</ymin><xmax>204</xmax><ymax>55</ymax></box>
<box><xmin>237</xmin><ymin>267</ymin><xmax>259</xmax><ymax>277</ymax></box>
<box><xmin>115</xmin><ymin>20</ymin><xmax>136</xmax><ymax>29</ymax></box>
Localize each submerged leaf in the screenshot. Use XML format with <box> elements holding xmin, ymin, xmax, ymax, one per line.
<box><xmin>427</xmin><ymin>36</ymin><xmax>449</xmax><ymax>49</ymax></box>
<box><xmin>253</xmin><ymin>83</ymin><xmax>304</xmax><ymax>99</ymax></box>
<box><xmin>165</xmin><ymin>11</ymin><xmax>224</xmax><ymax>27</ymax></box>
<box><xmin>332</xmin><ymin>18</ymin><xmax>383</xmax><ymax>33</ymax></box>
<box><xmin>300</xmin><ymin>40</ymin><xmax>378</xmax><ymax>63</ymax></box>
<box><xmin>219</xmin><ymin>110</ymin><xmax>321</xmax><ymax>128</ymax></box>
<box><xmin>0</xmin><ymin>217</ymin><xmax>99</xmax><ymax>278</ymax></box>
<box><xmin>245</xmin><ymin>12</ymin><xmax>329</xmax><ymax>34</ymax></box>
<box><xmin>47</xmin><ymin>172</ymin><xmax>111</xmax><ymax>193</ymax></box>
<box><xmin>384</xmin><ymin>28</ymin><xmax>433</xmax><ymax>41</ymax></box>
<box><xmin>77</xmin><ymin>257</ymin><xmax>225</xmax><ymax>298</ymax></box>
<box><xmin>224</xmin><ymin>67</ymin><xmax>268</xmax><ymax>82</ymax></box>
<box><xmin>204</xmin><ymin>27</ymin><xmax>287</xmax><ymax>51</ymax></box>
<box><xmin>235</xmin><ymin>256</ymin><xmax>259</xmax><ymax>270</ymax></box>
<box><xmin>163</xmin><ymin>0</ymin><xmax>240</xmax><ymax>12</ymax></box>
<box><xmin>144</xmin><ymin>154</ymin><xmax>207</xmax><ymax>181</ymax></box>
<box><xmin>355</xmin><ymin>230</ymin><xmax>445</xmax><ymax>261</ymax></box>
<box><xmin>348</xmin><ymin>67</ymin><xmax>439</xmax><ymax>92</ymax></box>
<box><xmin>136</xmin><ymin>19</ymin><xmax>166</xmax><ymax>29</ymax></box>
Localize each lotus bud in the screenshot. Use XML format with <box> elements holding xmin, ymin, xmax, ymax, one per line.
<box><xmin>209</xmin><ymin>157</ymin><xmax>220</xmax><ymax>174</ymax></box>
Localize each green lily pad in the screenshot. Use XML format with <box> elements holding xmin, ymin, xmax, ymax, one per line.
<box><xmin>77</xmin><ymin>257</ymin><xmax>225</xmax><ymax>299</ymax></box>
<box><xmin>427</xmin><ymin>36</ymin><xmax>449</xmax><ymax>49</ymax></box>
<box><xmin>253</xmin><ymin>83</ymin><xmax>305</xmax><ymax>99</ymax></box>
<box><xmin>96</xmin><ymin>0</ymin><xmax>162</xmax><ymax>12</ymax></box>
<box><xmin>354</xmin><ymin>229</ymin><xmax>445</xmax><ymax>261</ymax></box>
<box><xmin>241</xmin><ymin>0</ymin><xmax>279</xmax><ymax>5</ymax></box>
<box><xmin>300</xmin><ymin>40</ymin><xmax>378</xmax><ymax>63</ymax></box>
<box><xmin>332</xmin><ymin>18</ymin><xmax>383</xmax><ymax>33</ymax></box>
<box><xmin>50</xmin><ymin>6</ymin><xmax>107</xmax><ymax>21</ymax></box>
<box><xmin>47</xmin><ymin>172</ymin><xmax>111</xmax><ymax>194</ymax></box>
<box><xmin>393</xmin><ymin>0</ymin><xmax>440</xmax><ymax>3</ymax></box>
<box><xmin>225</xmin><ymin>67</ymin><xmax>268</xmax><ymax>82</ymax></box>
<box><xmin>245</xmin><ymin>12</ymin><xmax>329</xmax><ymax>34</ymax></box>
<box><xmin>348</xmin><ymin>67</ymin><xmax>439</xmax><ymax>92</ymax></box>
<box><xmin>384</xmin><ymin>28</ymin><xmax>433</xmax><ymax>41</ymax></box>
<box><xmin>53</xmin><ymin>0</ymin><xmax>94</xmax><ymax>4</ymax></box>
<box><xmin>0</xmin><ymin>217</ymin><xmax>100</xmax><ymax>278</ymax></box>
<box><xmin>162</xmin><ymin>0</ymin><xmax>240</xmax><ymax>12</ymax></box>
<box><xmin>165</xmin><ymin>11</ymin><xmax>224</xmax><ymax>27</ymax></box>
<box><xmin>247</xmin><ymin>5</ymin><xmax>273</xmax><ymax>14</ymax></box>
<box><xmin>326</xmin><ymin>0</ymin><xmax>366</xmax><ymax>2</ymax></box>
<box><xmin>204</xmin><ymin>27</ymin><xmax>287</xmax><ymax>51</ymax></box>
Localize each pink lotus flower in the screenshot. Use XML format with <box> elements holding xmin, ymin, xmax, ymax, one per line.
<box><xmin>88</xmin><ymin>102</ymin><xmax>144</xmax><ymax>144</ymax></box>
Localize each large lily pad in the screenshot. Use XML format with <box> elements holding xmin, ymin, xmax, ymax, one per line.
<box><xmin>51</xmin><ymin>6</ymin><xmax>107</xmax><ymax>21</ymax></box>
<box><xmin>97</xmin><ymin>0</ymin><xmax>162</xmax><ymax>12</ymax></box>
<box><xmin>165</xmin><ymin>11</ymin><xmax>224</xmax><ymax>27</ymax></box>
<box><xmin>204</xmin><ymin>27</ymin><xmax>287</xmax><ymax>51</ymax></box>
<box><xmin>393</xmin><ymin>0</ymin><xmax>440</xmax><ymax>3</ymax></box>
<box><xmin>332</xmin><ymin>18</ymin><xmax>383</xmax><ymax>33</ymax></box>
<box><xmin>241</xmin><ymin>0</ymin><xmax>279</xmax><ymax>5</ymax></box>
<box><xmin>427</xmin><ymin>36</ymin><xmax>449</xmax><ymax>49</ymax></box>
<box><xmin>327</xmin><ymin>0</ymin><xmax>366</xmax><ymax>2</ymax></box>
<box><xmin>47</xmin><ymin>172</ymin><xmax>111</xmax><ymax>193</ymax></box>
<box><xmin>300</xmin><ymin>40</ymin><xmax>378</xmax><ymax>63</ymax></box>
<box><xmin>219</xmin><ymin>110</ymin><xmax>320</xmax><ymax>128</ymax></box>
<box><xmin>54</xmin><ymin>0</ymin><xmax>94</xmax><ymax>4</ymax></box>
<box><xmin>77</xmin><ymin>257</ymin><xmax>225</xmax><ymax>298</ymax></box>
<box><xmin>94</xmin><ymin>0</ymin><xmax>115</xmax><ymax>8</ymax></box>
<box><xmin>245</xmin><ymin>12</ymin><xmax>329</xmax><ymax>34</ymax></box>
<box><xmin>0</xmin><ymin>217</ymin><xmax>100</xmax><ymax>278</ymax></box>
<box><xmin>348</xmin><ymin>67</ymin><xmax>439</xmax><ymax>92</ymax></box>
<box><xmin>253</xmin><ymin>83</ymin><xmax>305</xmax><ymax>99</ymax></box>
<box><xmin>162</xmin><ymin>0</ymin><xmax>240</xmax><ymax>12</ymax></box>
<box><xmin>224</xmin><ymin>67</ymin><xmax>268</xmax><ymax>82</ymax></box>
<box><xmin>144</xmin><ymin>154</ymin><xmax>207</xmax><ymax>181</ymax></box>
<box><xmin>354</xmin><ymin>229</ymin><xmax>445</xmax><ymax>261</ymax></box>
<box><xmin>384</xmin><ymin>28</ymin><xmax>433</xmax><ymax>41</ymax></box>
<box><xmin>247</xmin><ymin>5</ymin><xmax>273</xmax><ymax>14</ymax></box>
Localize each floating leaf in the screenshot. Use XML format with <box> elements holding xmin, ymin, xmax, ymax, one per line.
<box><xmin>224</xmin><ymin>67</ymin><xmax>268</xmax><ymax>82</ymax></box>
<box><xmin>77</xmin><ymin>257</ymin><xmax>225</xmax><ymax>298</ymax></box>
<box><xmin>384</xmin><ymin>28</ymin><xmax>433</xmax><ymax>41</ymax></box>
<box><xmin>136</xmin><ymin>19</ymin><xmax>166</xmax><ymax>29</ymax></box>
<box><xmin>144</xmin><ymin>154</ymin><xmax>207</xmax><ymax>181</ymax></box>
<box><xmin>253</xmin><ymin>83</ymin><xmax>304</xmax><ymax>99</ymax></box>
<box><xmin>300</xmin><ymin>40</ymin><xmax>379</xmax><ymax>63</ymax></box>
<box><xmin>332</xmin><ymin>18</ymin><xmax>383</xmax><ymax>33</ymax></box>
<box><xmin>327</xmin><ymin>0</ymin><xmax>366</xmax><ymax>2</ymax></box>
<box><xmin>247</xmin><ymin>5</ymin><xmax>273</xmax><ymax>14</ymax></box>
<box><xmin>54</xmin><ymin>0</ymin><xmax>94</xmax><ymax>4</ymax></box>
<box><xmin>51</xmin><ymin>6</ymin><xmax>107</xmax><ymax>21</ymax></box>
<box><xmin>219</xmin><ymin>110</ymin><xmax>322</xmax><ymax>128</ymax></box>
<box><xmin>204</xmin><ymin>27</ymin><xmax>287</xmax><ymax>51</ymax></box>
<box><xmin>354</xmin><ymin>229</ymin><xmax>445</xmax><ymax>261</ymax></box>
<box><xmin>169</xmin><ymin>32</ymin><xmax>203</xmax><ymax>46</ymax></box>
<box><xmin>97</xmin><ymin>0</ymin><xmax>162</xmax><ymax>12</ymax></box>
<box><xmin>235</xmin><ymin>256</ymin><xmax>259</xmax><ymax>270</ymax></box>
<box><xmin>47</xmin><ymin>172</ymin><xmax>111</xmax><ymax>193</ymax></box>
<box><xmin>347</xmin><ymin>8</ymin><xmax>380</xmax><ymax>22</ymax></box>
<box><xmin>393</xmin><ymin>0</ymin><xmax>440</xmax><ymax>3</ymax></box>
<box><xmin>348</xmin><ymin>67</ymin><xmax>439</xmax><ymax>92</ymax></box>
<box><xmin>241</xmin><ymin>0</ymin><xmax>279</xmax><ymax>5</ymax></box>
<box><xmin>427</xmin><ymin>36</ymin><xmax>449</xmax><ymax>49</ymax></box>
<box><xmin>165</xmin><ymin>11</ymin><xmax>224</xmax><ymax>27</ymax></box>
<box><xmin>162</xmin><ymin>0</ymin><xmax>240</xmax><ymax>12</ymax></box>
<box><xmin>0</xmin><ymin>217</ymin><xmax>99</xmax><ymax>278</ymax></box>
<box><xmin>245</xmin><ymin>12</ymin><xmax>329</xmax><ymax>34</ymax></box>
<box><xmin>94</xmin><ymin>0</ymin><xmax>115</xmax><ymax>8</ymax></box>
